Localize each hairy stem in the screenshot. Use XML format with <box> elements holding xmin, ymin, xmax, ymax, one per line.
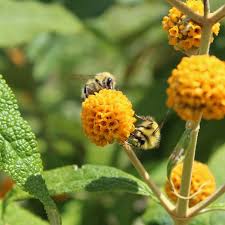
<box><xmin>203</xmin><ymin>0</ymin><xmax>210</xmax><ymax>18</ymax></box>
<box><xmin>165</xmin><ymin>0</ymin><xmax>204</xmax><ymax>24</ymax></box>
<box><xmin>199</xmin><ymin>21</ymin><xmax>212</xmax><ymax>55</ymax></box>
<box><xmin>122</xmin><ymin>143</ymin><xmax>175</xmax><ymax>214</ymax></box>
<box><xmin>208</xmin><ymin>4</ymin><xmax>225</xmax><ymax>23</ymax></box>
<box><xmin>198</xmin><ymin>0</ymin><xmax>213</xmax><ymax>55</ymax></box>
<box><xmin>175</xmin><ymin>120</ymin><xmax>201</xmax><ymax>224</ymax></box>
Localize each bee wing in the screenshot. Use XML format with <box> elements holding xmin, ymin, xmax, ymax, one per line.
<box><xmin>70</xmin><ymin>74</ymin><xmax>94</xmax><ymax>81</ymax></box>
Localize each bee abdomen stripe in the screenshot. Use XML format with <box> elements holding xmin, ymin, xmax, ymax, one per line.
<box><xmin>136</xmin><ymin>124</ymin><xmax>153</xmax><ymax>130</ymax></box>
<box><xmin>137</xmin><ymin>130</ymin><xmax>149</xmax><ymax>143</ymax></box>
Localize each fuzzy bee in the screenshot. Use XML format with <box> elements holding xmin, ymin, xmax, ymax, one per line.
<box><xmin>81</xmin><ymin>72</ymin><xmax>116</xmax><ymax>100</ymax></box>
<box><xmin>128</xmin><ymin>115</ymin><xmax>161</xmax><ymax>150</ymax></box>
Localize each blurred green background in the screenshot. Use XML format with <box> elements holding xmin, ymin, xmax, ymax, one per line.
<box><xmin>0</xmin><ymin>0</ymin><xmax>225</xmax><ymax>224</ymax></box>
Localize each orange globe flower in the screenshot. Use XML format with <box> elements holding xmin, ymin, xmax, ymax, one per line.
<box><xmin>165</xmin><ymin>161</ymin><xmax>216</xmax><ymax>206</ymax></box>
<box><xmin>167</xmin><ymin>55</ymin><xmax>225</xmax><ymax>121</ymax></box>
<box><xmin>162</xmin><ymin>0</ymin><xmax>220</xmax><ymax>52</ymax></box>
<box><xmin>81</xmin><ymin>89</ymin><xmax>136</xmax><ymax>146</ymax></box>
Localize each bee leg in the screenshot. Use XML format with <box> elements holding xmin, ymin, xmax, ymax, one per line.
<box><xmin>135</xmin><ymin>114</ymin><xmax>146</xmax><ymax>120</ymax></box>
<box><xmin>95</xmin><ymin>78</ymin><xmax>104</xmax><ymax>88</ymax></box>
<box><xmin>135</xmin><ymin>114</ymin><xmax>152</xmax><ymax>121</ymax></box>
<box><xmin>85</xmin><ymin>86</ymin><xmax>93</xmax><ymax>98</ymax></box>
<box><xmin>123</xmin><ymin>140</ymin><xmax>134</xmax><ymax>149</ymax></box>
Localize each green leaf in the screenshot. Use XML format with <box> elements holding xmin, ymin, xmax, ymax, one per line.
<box><xmin>24</xmin><ymin>175</ymin><xmax>61</xmax><ymax>225</ymax></box>
<box><xmin>8</xmin><ymin>164</ymin><xmax>155</xmax><ymax>200</ymax></box>
<box><xmin>44</xmin><ymin>164</ymin><xmax>152</xmax><ymax>196</ymax></box>
<box><xmin>0</xmin><ymin>0</ymin><xmax>82</xmax><ymax>47</ymax></box>
<box><xmin>0</xmin><ymin>201</ymin><xmax>48</xmax><ymax>225</ymax></box>
<box><xmin>0</xmin><ymin>74</ymin><xmax>61</xmax><ymax>224</ymax></box>
<box><xmin>0</xmin><ymin>74</ymin><xmax>42</xmax><ymax>186</ymax></box>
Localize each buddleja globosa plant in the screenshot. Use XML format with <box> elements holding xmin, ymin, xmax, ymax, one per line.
<box><xmin>81</xmin><ymin>0</ymin><xmax>225</xmax><ymax>225</ymax></box>
<box><xmin>1</xmin><ymin>1</ymin><xmax>225</xmax><ymax>225</ymax></box>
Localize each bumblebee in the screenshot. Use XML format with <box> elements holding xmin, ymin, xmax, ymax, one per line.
<box><xmin>81</xmin><ymin>72</ymin><xmax>116</xmax><ymax>100</ymax></box>
<box><xmin>128</xmin><ymin>115</ymin><xmax>161</xmax><ymax>150</ymax></box>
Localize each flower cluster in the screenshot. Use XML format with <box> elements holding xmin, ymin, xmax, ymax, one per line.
<box><xmin>81</xmin><ymin>89</ymin><xmax>136</xmax><ymax>146</ymax></box>
<box><xmin>167</xmin><ymin>55</ymin><xmax>225</xmax><ymax>121</ymax></box>
<box><xmin>162</xmin><ymin>0</ymin><xmax>220</xmax><ymax>51</ymax></box>
<box><xmin>165</xmin><ymin>161</ymin><xmax>216</xmax><ymax>206</ymax></box>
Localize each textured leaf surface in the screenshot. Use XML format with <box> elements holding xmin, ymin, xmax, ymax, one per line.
<box><xmin>0</xmin><ymin>201</ymin><xmax>48</xmax><ymax>225</ymax></box>
<box><xmin>0</xmin><ymin>0</ymin><xmax>82</xmax><ymax>47</ymax></box>
<box><xmin>0</xmin><ymin>75</ymin><xmax>42</xmax><ymax>186</ymax></box>
<box><xmin>9</xmin><ymin>164</ymin><xmax>153</xmax><ymax>200</ymax></box>
<box><xmin>0</xmin><ymin>75</ymin><xmax>61</xmax><ymax>224</ymax></box>
<box><xmin>44</xmin><ymin>164</ymin><xmax>152</xmax><ymax>196</ymax></box>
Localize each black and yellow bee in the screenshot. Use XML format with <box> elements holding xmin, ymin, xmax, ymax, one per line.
<box><xmin>128</xmin><ymin>115</ymin><xmax>161</xmax><ymax>150</ymax></box>
<box><xmin>81</xmin><ymin>72</ymin><xmax>116</xmax><ymax>100</ymax></box>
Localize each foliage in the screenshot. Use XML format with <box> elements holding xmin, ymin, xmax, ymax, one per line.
<box><xmin>0</xmin><ymin>0</ymin><xmax>224</xmax><ymax>224</ymax></box>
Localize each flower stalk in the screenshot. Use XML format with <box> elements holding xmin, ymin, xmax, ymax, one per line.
<box><xmin>199</xmin><ymin>23</ymin><xmax>212</xmax><ymax>54</ymax></box>
<box><xmin>175</xmin><ymin>120</ymin><xmax>201</xmax><ymax>225</ymax></box>
<box><xmin>122</xmin><ymin>142</ymin><xmax>175</xmax><ymax>214</ymax></box>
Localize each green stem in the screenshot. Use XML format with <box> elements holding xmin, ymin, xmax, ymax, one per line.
<box><xmin>208</xmin><ymin>4</ymin><xmax>225</xmax><ymax>24</ymax></box>
<box><xmin>122</xmin><ymin>143</ymin><xmax>175</xmax><ymax>214</ymax></box>
<box><xmin>203</xmin><ymin>0</ymin><xmax>210</xmax><ymax>18</ymax></box>
<box><xmin>45</xmin><ymin>206</ymin><xmax>61</xmax><ymax>225</ymax></box>
<box><xmin>174</xmin><ymin>120</ymin><xmax>201</xmax><ymax>225</ymax></box>
<box><xmin>199</xmin><ymin>23</ymin><xmax>212</xmax><ymax>55</ymax></box>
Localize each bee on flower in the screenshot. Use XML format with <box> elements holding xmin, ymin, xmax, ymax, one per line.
<box><xmin>80</xmin><ymin>72</ymin><xmax>116</xmax><ymax>101</ymax></box>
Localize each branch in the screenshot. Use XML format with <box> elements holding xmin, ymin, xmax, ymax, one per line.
<box><xmin>198</xmin><ymin>208</ymin><xmax>225</xmax><ymax>215</ymax></box>
<box><xmin>208</xmin><ymin>4</ymin><xmax>225</xmax><ymax>24</ymax></box>
<box><xmin>203</xmin><ymin>0</ymin><xmax>210</xmax><ymax>18</ymax></box>
<box><xmin>188</xmin><ymin>184</ymin><xmax>225</xmax><ymax>217</ymax></box>
<box><xmin>122</xmin><ymin>143</ymin><xmax>175</xmax><ymax>214</ymax></box>
<box><xmin>199</xmin><ymin>23</ymin><xmax>212</xmax><ymax>54</ymax></box>
<box><xmin>165</xmin><ymin>0</ymin><xmax>204</xmax><ymax>24</ymax></box>
<box><xmin>176</xmin><ymin>120</ymin><xmax>201</xmax><ymax>218</ymax></box>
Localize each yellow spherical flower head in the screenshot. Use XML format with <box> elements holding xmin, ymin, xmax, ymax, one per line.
<box><xmin>167</xmin><ymin>55</ymin><xmax>225</xmax><ymax>121</ymax></box>
<box><xmin>81</xmin><ymin>89</ymin><xmax>136</xmax><ymax>146</ymax></box>
<box><xmin>165</xmin><ymin>161</ymin><xmax>216</xmax><ymax>207</ymax></box>
<box><xmin>162</xmin><ymin>0</ymin><xmax>220</xmax><ymax>52</ymax></box>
